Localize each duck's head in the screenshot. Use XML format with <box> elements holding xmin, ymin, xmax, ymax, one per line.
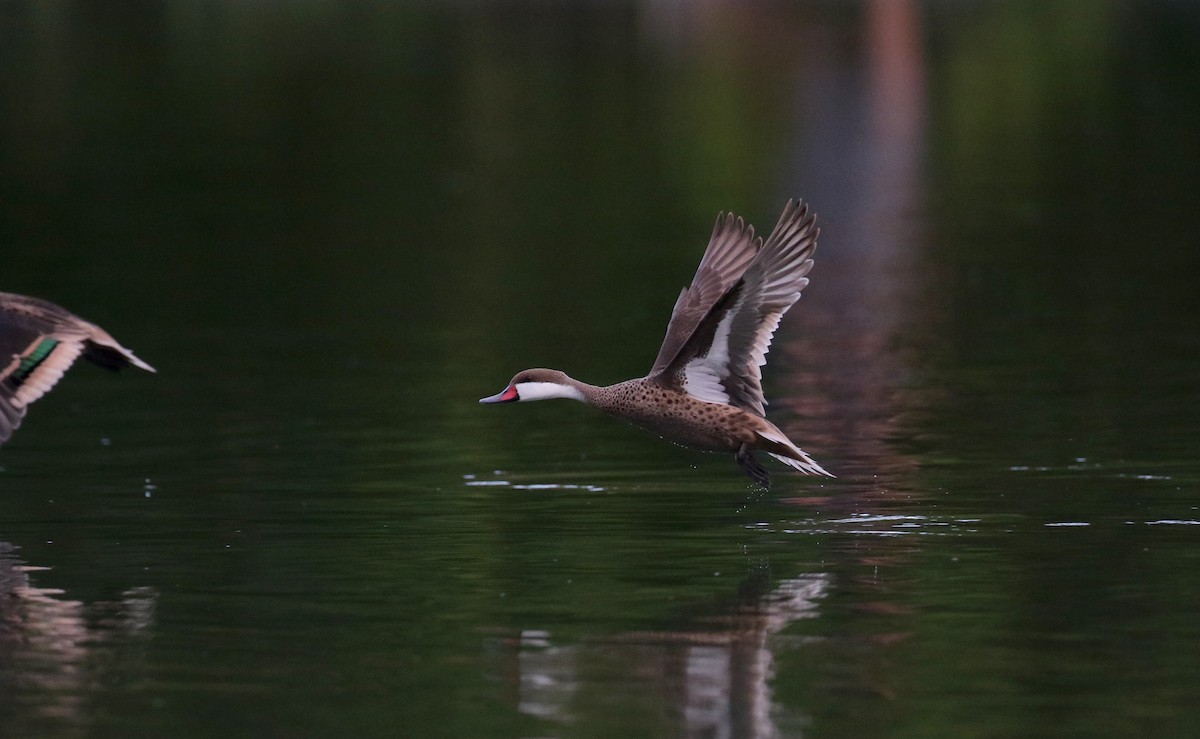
<box><xmin>479</xmin><ymin>368</ymin><xmax>586</xmax><ymax>403</ymax></box>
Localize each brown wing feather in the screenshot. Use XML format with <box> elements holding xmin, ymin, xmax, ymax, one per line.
<box><xmin>721</xmin><ymin>200</ymin><xmax>818</xmax><ymax>415</ymax></box>
<box><xmin>649</xmin><ymin>212</ymin><xmax>761</xmax><ymax>377</ymax></box>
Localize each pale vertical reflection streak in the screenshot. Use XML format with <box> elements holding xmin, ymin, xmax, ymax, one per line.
<box><xmin>491</xmin><ymin>574</ymin><xmax>829</xmax><ymax>737</ymax></box>
<box><xmin>0</xmin><ymin>543</ymin><xmax>157</xmax><ymax>725</ymax></box>
<box><xmin>776</xmin><ymin>0</ymin><xmax>929</xmax><ymax>497</ymax></box>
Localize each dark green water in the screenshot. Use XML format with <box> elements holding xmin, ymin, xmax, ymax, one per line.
<box><xmin>2</xmin><ymin>2</ymin><xmax>1199</xmax><ymax>736</ymax></box>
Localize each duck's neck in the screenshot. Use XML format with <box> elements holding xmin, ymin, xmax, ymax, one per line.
<box><xmin>518</xmin><ymin>381</ymin><xmax>585</xmax><ymax>402</ymax></box>
<box><xmin>516</xmin><ymin>374</ymin><xmax>601</xmax><ymax>404</ymax></box>
<box><xmin>562</xmin><ymin>376</ymin><xmax>602</xmax><ymax>405</ymax></box>
<box><xmin>530</xmin><ymin>374</ymin><xmax>645</xmax><ymax>411</ymax></box>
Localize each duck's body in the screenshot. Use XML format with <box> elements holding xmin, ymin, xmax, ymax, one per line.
<box><xmin>481</xmin><ymin>199</ymin><xmax>831</xmax><ymax>487</ymax></box>
<box><xmin>0</xmin><ymin>292</ymin><xmax>155</xmax><ymax>446</ymax></box>
<box><xmin>590</xmin><ymin>378</ymin><xmax>804</xmax><ymax>460</ymax></box>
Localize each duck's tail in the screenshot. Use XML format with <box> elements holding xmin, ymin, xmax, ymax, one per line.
<box><xmin>82</xmin><ymin>325</ymin><xmax>157</xmax><ymax>373</ymax></box>
<box><xmin>757</xmin><ymin>426</ymin><xmax>835</xmax><ymax>478</ymax></box>
<box><xmin>768</xmin><ymin>451</ymin><xmax>835</xmax><ymax>478</ymax></box>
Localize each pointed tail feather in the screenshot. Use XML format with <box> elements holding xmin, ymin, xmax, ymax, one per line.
<box><xmin>83</xmin><ymin>339</ymin><xmax>157</xmax><ymax>373</ymax></box>
<box><xmin>756</xmin><ymin>425</ymin><xmax>835</xmax><ymax>478</ymax></box>
<box><xmin>768</xmin><ymin>451</ymin><xmax>835</xmax><ymax>478</ymax></box>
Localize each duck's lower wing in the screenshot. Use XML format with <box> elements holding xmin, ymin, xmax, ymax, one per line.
<box><xmin>0</xmin><ymin>331</ymin><xmax>85</xmax><ymax>444</ymax></box>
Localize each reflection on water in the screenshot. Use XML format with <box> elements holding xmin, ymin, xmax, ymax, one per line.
<box><xmin>0</xmin><ymin>543</ymin><xmax>155</xmax><ymax>728</ymax></box>
<box><xmin>464</xmin><ymin>473</ymin><xmax>607</xmax><ymax>493</ymax></box>
<box><xmin>766</xmin><ymin>0</ymin><xmax>929</xmax><ymax>510</ymax></box>
<box><xmin>756</xmin><ymin>513</ymin><xmax>980</xmax><ymax>538</ymax></box>
<box><xmin>487</xmin><ymin>572</ymin><xmax>829</xmax><ymax>737</ymax></box>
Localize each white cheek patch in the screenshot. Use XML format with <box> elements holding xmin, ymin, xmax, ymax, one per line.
<box><xmin>515</xmin><ymin>381</ymin><xmax>586</xmax><ymax>402</ymax></box>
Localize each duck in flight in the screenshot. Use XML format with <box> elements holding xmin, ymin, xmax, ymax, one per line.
<box><xmin>0</xmin><ymin>292</ymin><xmax>155</xmax><ymax>446</ymax></box>
<box><xmin>480</xmin><ymin>199</ymin><xmax>832</xmax><ymax>487</ymax></box>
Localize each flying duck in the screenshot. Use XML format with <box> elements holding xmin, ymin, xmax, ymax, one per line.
<box><xmin>0</xmin><ymin>292</ymin><xmax>155</xmax><ymax>446</ymax></box>
<box><xmin>480</xmin><ymin>199</ymin><xmax>832</xmax><ymax>487</ymax></box>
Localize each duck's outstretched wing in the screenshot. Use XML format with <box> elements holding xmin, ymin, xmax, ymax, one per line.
<box><xmin>649</xmin><ymin>212</ymin><xmax>761</xmax><ymax>377</ymax></box>
<box><xmin>655</xmin><ymin>200</ymin><xmax>818</xmax><ymax>416</ymax></box>
<box><xmin>0</xmin><ymin>292</ymin><xmax>155</xmax><ymax>446</ymax></box>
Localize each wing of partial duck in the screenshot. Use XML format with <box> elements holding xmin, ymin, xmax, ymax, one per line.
<box><xmin>649</xmin><ymin>212</ymin><xmax>762</xmax><ymax>377</ymax></box>
<box><xmin>0</xmin><ymin>292</ymin><xmax>155</xmax><ymax>446</ymax></box>
<box><xmin>656</xmin><ymin>200</ymin><xmax>818</xmax><ymax>417</ymax></box>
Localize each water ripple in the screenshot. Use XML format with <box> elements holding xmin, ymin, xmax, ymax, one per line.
<box><xmin>463</xmin><ymin>474</ymin><xmax>606</xmax><ymax>492</ymax></box>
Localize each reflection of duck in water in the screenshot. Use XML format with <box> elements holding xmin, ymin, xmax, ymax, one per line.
<box><xmin>481</xmin><ymin>199</ymin><xmax>832</xmax><ymax>487</ymax></box>
<box><xmin>485</xmin><ymin>571</ymin><xmax>834</xmax><ymax>735</ymax></box>
<box><xmin>0</xmin><ymin>541</ymin><xmax>157</xmax><ymax>720</ymax></box>
<box><xmin>0</xmin><ymin>292</ymin><xmax>155</xmax><ymax>445</ymax></box>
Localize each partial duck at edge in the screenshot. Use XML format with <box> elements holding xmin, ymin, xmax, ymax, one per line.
<box><xmin>480</xmin><ymin>198</ymin><xmax>832</xmax><ymax>488</ymax></box>
<box><xmin>0</xmin><ymin>292</ymin><xmax>155</xmax><ymax>446</ymax></box>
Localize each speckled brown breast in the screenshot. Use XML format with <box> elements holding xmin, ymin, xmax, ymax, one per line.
<box><xmin>588</xmin><ymin>378</ymin><xmax>762</xmax><ymax>453</ymax></box>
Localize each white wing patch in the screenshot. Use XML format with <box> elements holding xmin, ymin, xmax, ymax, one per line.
<box><xmin>681</xmin><ymin>297</ymin><xmax>738</xmax><ymax>405</ymax></box>
<box><xmin>673</xmin><ymin>199</ymin><xmax>819</xmax><ymax>414</ymax></box>
<box><xmin>682</xmin><ymin>362</ymin><xmax>730</xmax><ymax>405</ymax></box>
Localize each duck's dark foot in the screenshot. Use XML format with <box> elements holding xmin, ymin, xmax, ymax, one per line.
<box><xmin>736</xmin><ymin>444</ymin><xmax>771</xmax><ymax>488</ymax></box>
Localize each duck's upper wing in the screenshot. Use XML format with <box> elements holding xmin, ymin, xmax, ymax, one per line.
<box><xmin>649</xmin><ymin>212</ymin><xmax>761</xmax><ymax>377</ymax></box>
<box><xmin>0</xmin><ymin>292</ymin><xmax>154</xmax><ymax>445</ymax></box>
<box><xmin>652</xmin><ymin>200</ymin><xmax>818</xmax><ymax>417</ymax></box>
